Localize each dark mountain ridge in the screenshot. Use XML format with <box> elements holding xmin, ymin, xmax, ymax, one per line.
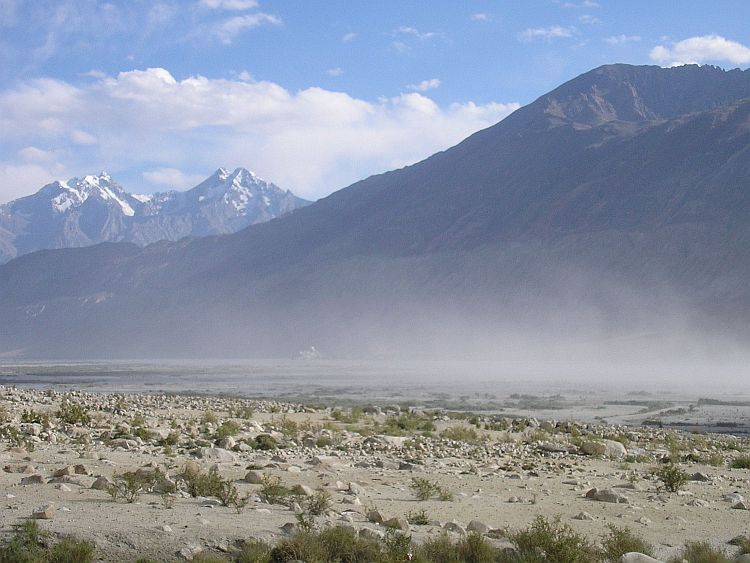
<box><xmin>1</xmin><ymin>63</ymin><xmax>749</xmax><ymax>359</ymax></box>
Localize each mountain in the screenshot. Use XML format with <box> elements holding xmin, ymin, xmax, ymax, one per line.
<box><xmin>1</xmin><ymin>63</ymin><xmax>749</xmax><ymax>360</ymax></box>
<box><xmin>0</xmin><ymin>167</ymin><xmax>310</xmax><ymax>263</ymax></box>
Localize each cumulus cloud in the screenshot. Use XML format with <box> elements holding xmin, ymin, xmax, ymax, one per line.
<box><xmin>518</xmin><ymin>25</ymin><xmax>575</xmax><ymax>42</ymax></box>
<box><xmin>215</xmin><ymin>12</ymin><xmax>281</xmax><ymax>44</ymax></box>
<box><xmin>326</xmin><ymin>67</ymin><xmax>344</xmax><ymax>77</ymax></box>
<box><xmin>650</xmin><ymin>35</ymin><xmax>750</xmax><ymax>66</ymax></box>
<box><xmin>578</xmin><ymin>14</ymin><xmax>600</xmax><ymax>24</ymax></box>
<box><xmin>470</xmin><ymin>13</ymin><xmax>490</xmax><ymax>22</ymax></box>
<box><xmin>0</xmin><ymin>163</ymin><xmax>65</xmax><ymax>201</ymax></box>
<box><xmin>0</xmin><ymin>68</ymin><xmax>519</xmax><ymax>202</ymax></box>
<box><xmin>70</xmin><ymin>130</ymin><xmax>97</xmax><ymax>145</ymax></box>
<box><xmin>407</xmin><ymin>78</ymin><xmax>441</xmax><ymax>92</ymax></box>
<box><xmin>142</xmin><ymin>167</ymin><xmax>205</xmax><ymax>190</ymax></box>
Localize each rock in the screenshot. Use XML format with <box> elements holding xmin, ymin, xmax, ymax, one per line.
<box><xmin>538</xmin><ymin>443</ymin><xmax>574</xmax><ymax>454</ymax></box>
<box><xmin>690</xmin><ymin>472</ymin><xmax>711</xmax><ymax>482</ymax></box>
<box><xmin>110</xmin><ymin>438</ymin><xmax>139</xmax><ymax>450</ymax></box>
<box><xmin>280</xmin><ymin>522</ymin><xmax>297</xmax><ymax>535</ymax></box>
<box><xmin>32</xmin><ymin>502</ymin><xmax>56</xmax><ymax>519</ymax></box>
<box><xmin>21</xmin><ymin>474</ymin><xmax>44</xmax><ymax>485</ymax></box>
<box><xmin>56</xmin><ymin>484</ymin><xmax>72</xmax><ymax>492</ymax></box>
<box><xmin>348</xmin><ymin>482</ymin><xmax>365</xmax><ymax>495</ymax></box>
<box><xmin>443</xmin><ymin>521</ymin><xmax>466</xmax><ymax>535</ymax></box>
<box><xmin>91</xmin><ymin>476</ymin><xmax>112</xmax><ymax>491</ymax></box>
<box><xmin>586</xmin><ymin>488</ymin><xmax>628</xmax><ymax>504</ymax></box>
<box><xmin>723</xmin><ymin>493</ymin><xmax>745</xmax><ymax>503</ymax></box>
<box><xmin>244</xmin><ymin>470</ymin><xmax>264</xmax><ymax>484</ymax></box>
<box><xmin>382</xmin><ymin>517</ymin><xmax>410</xmax><ymax>532</ymax></box>
<box><xmin>618</xmin><ymin>554</ymin><xmax>665</xmax><ymax>563</ymax></box>
<box><xmin>398</xmin><ymin>462</ymin><xmax>424</xmax><ymax>471</ymax></box>
<box><xmin>160</xmin><ymin>525</ymin><xmax>173</xmax><ymax>533</ymax></box>
<box><xmin>732</xmin><ymin>501</ymin><xmax>749</xmax><ymax>510</ymax></box>
<box><xmin>52</xmin><ymin>466</ymin><xmax>74</xmax><ymax>477</ymax></box>
<box><xmin>507</xmin><ymin>496</ymin><xmax>522</xmax><ymax>503</ymax></box>
<box><xmin>735</xmin><ymin>555</ymin><xmax>750</xmax><ymax>563</ymax></box>
<box><xmin>374</xmin><ymin>459</ymin><xmax>400</xmax><ymax>470</ymax></box>
<box><xmin>359</xmin><ymin>528</ymin><xmax>385</xmax><ymax>540</ymax></box>
<box><xmin>581</xmin><ymin>440</ymin><xmax>627</xmax><ymax>459</ymax></box>
<box><xmin>367</xmin><ymin>509</ymin><xmax>384</xmax><ymax>524</ymax></box>
<box><xmin>218</xmin><ymin>436</ymin><xmax>236</xmax><ymax>449</ymax></box>
<box><xmin>4</xmin><ymin>464</ymin><xmax>35</xmax><ymax>474</ymax></box>
<box><xmin>466</xmin><ymin>520</ymin><xmax>490</xmax><ymax>533</ymax></box>
<box><xmin>197</xmin><ymin>447</ymin><xmax>237</xmax><ymax>463</ymax></box>
<box><xmin>574</xmin><ymin>511</ymin><xmax>595</xmax><ymax>521</ymax></box>
<box><xmin>177</xmin><ymin>545</ymin><xmax>203</xmax><ymax>560</ymax></box>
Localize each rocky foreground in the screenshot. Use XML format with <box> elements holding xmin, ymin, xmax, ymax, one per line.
<box><xmin>0</xmin><ymin>386</ymin><xmax>749</xmax><ymax>562</ymax></box>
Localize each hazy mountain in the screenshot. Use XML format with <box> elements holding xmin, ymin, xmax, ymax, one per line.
<box><xmin>1</xmin><ymin>64</ymin><xmax>749</xmax><ymax>359</ymax></box>
<box><xmin>0</xmin><ymin>167</ymin><xmax>310</xmax><ymax>263</ymax></box>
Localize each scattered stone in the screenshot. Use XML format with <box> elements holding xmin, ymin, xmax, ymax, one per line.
<box><xmin>690</xmin><ymin>472</ymin><xmax>711</xmax><ymax>482</ymax></box>
<box><xmin>466</xmin><ymin>520</ymin><xmax>490</xmax><ymax>533</ymax></box>
<box><xmin>443</xmin><ymin>521</ymin><xmax>466</xmax><ymax>535</ymax></box>
<box><xmin>32</xmin><ymin>502</ymin><xmax>56</xmax><ymax>520</ymax></box>
<box><xmin>197</xmin><ymin>447</ymin><xmax>237</xmax><ymax>463</ymax></box>
<box><xmin>382</xmin><ymin>517</ymin><xmax>410</xmax><ymax>532</ymax></box>
<box><xmin>618</xmin><ymin>554</ymin><xmax>665</xmax><ymax>563</ymax></box>
<box><xmin>91</xmin><ymin>476</ymin><xmax>112</xmax><ymax>491</ymax></box>
<box><xmin>574</xmin><ymin>511</ymin><xmax>595</xmax><ymax>521</ymax></box>
<box><xmin>586</xmin><ymin>488</ymin><xmax>628</xmax><ymax>504</ymax></box>
<box><xmin>21</xmin><ymin>474</ymin><xmax>44</xmax><ymax>485</ymax></box>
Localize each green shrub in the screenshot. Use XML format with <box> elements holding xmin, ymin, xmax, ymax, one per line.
<box><xmin>260</xmin><ymin>474</ymin><xmax>291</xmax><ymax>505</ymax></box>
<box><xmin>407</xmin><ymin>509</ymin><xmax>430</xmax><ymax>525</ymax></box>
<box><xmin>668</xmin><ymin>541</ymin><xmax>731</xmax><ymax>563</ymax></box>
<box><xmin>511</xmin><ymin>515</ymin><xmax>597</xmax><ymax>563</ymax></box>
<box><xmin>56</xmin><ymin>400</ymin><xmax>91</xmax><ymax>426</ymax></box>
<box><xmin>457</xmin><ymin>532</ymin><xmax>496</xmax><ymax>563</ymax></box>
<box><xmin>235</xmin><ymin>539</ymin><xmax>272</xmax><ymax>563</ymax></box>
<box><xmin>107</xmin><ymin>470</ymin><xmax>168</xmax><ymax>503</ymax></box>
<box><xmin>384</xmin><ymin>413</ymin><xmax>435</xmax><ymax>435</ymax></box>
<box><xmin>47</xmin><ymin>538</ymin><xmax>95</xmax><ymax>563</ymax></box>
<box><xmin>440</xmin><ymin>426</ymin><xmax>480</xmax><ymax>443</ymax></box>
<box><xmin>410</xmin><ymin>476</ymin><xmax>438</xmax><ymax>501</ymax></box>
<box><xmin>216</xmin><ymin>420</ymin><xmax>240</xmax><ymax>440</ymax></box>
<box><xmin>21</xmin><ymin>409</ymin><xmax>51</xmax><ymax>426</ymax></box>
<box><xmin>162</xmin><ymin>431</ymin><xmax>180</xmax><ymax>446</ymax></box>
<box><xmin>254</xmin><ymin>434</ymin><xmax>278</xmax><ymax>450</ymax></box>
<box><xmin>600</xmin><ymin>524</ymin><xmax>652</xmax><ymax>561</ymax></box>
<box><xmin>656</xmin><ymin>463</ymin><xmax>688</xmax><ymax>493</ymax></box>
<box><xmin>730</xmin><ymin>455</ymin><xmax>750</xmax><ymax>469</ymax></box>
<box><xmin>269</xmin><ymin>532</ymin><xmax>328</xmax><ymax>563</ymax></box>
<box><xmin>305</xmin><ymin>489</ymin><xmax>332</xmax><ymax>516</ymax></box>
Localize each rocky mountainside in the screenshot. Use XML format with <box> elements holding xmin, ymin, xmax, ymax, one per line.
<box><xmin>0</xmin><ymin>167</ymin><xmax>310</xmax><ymax>263</ymax></box>
<box><xmin>1</xmin><ymin>64</ymin><xmax>749</xmax><ymax>359</ymax></box>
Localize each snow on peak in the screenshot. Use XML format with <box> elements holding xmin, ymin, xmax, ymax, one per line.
<box><xmin>51</xmin><ymin>172</ymin><xmax>135</xmax><ymax>216</ymax></box>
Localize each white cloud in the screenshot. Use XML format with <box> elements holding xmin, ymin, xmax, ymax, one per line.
<box><xmin>407</xmin><ymin>78</ymin><xmax>441</xmax><ymax>92</ymax></box>
<box><xmin>142</xmin><ymin>167</ymin><xmax>205</xmax><ymax>190</ymax></box>
<box><xmin>70</xmin><ymin>130</ymin><xmax>97</xmax><ymax>145</ymax></box>
<box><xmin>0</xmin><ymin>68</ymin><xmax>520</xmax><ymax>202</ymax></box>
<box><xmin>518</xmin><ymin>25</ymin><xmax>575</xmax><ymax>42</ymax></box>
<box><xmin>470</xmin><ymin>13</ymin><xmax>490</xmax><ymax>22</ymax></box>
<box><xmin>200</xmin><ymin>0</ymin><xmax>258</xmax><ymax>10</ymax></box>
<box><xmin>215</xmin><ymin>12</ymin><xmax>281</xmax><ymax>44</ymax></box>
<box><xmin>0</xmin><ymin>163</ymin><xmax>65</xmax><ymax>201</ymax></box>
<box><xmin>394</xmin><ymin>26</ymin><xmax>440</xmax><ymax>41</ymax></box>
<box><xmin>578</xmin><ymin>14</ymin><xmax>600</xmax><ymax>24</ymax></box>
<box><xmin>326</xmin><ymin>67</ymin><xmax>344</xmax><ymax>77</ymax></box>
<box><xmin>17</xmin><ymin>146</ymin><xmax>57</xmax><ymax>163</ymax></box>
<box><xmin>561</xmin><ymin>1</ymin><xmax>600</xmax><ymax>7</ymax></box>
<box><xmin>342</xmin><ymin>32</ymin><xmax>357</xmax><ymax>43</ymax></box>
<box><xmin>605</xmin><ymin>34</ymin><xmax>641</xmax><ymax>45</ymax></box>
<box><xmin>650</xmin><ymin>35</ymin><xmax>750</xmax><ymax>66</ymax></box>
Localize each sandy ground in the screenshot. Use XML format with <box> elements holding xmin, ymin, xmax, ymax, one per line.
<box><xmin>0</xmin><ymin>386</ymin><xmax>749</xmax><ymax>561</ymax></box>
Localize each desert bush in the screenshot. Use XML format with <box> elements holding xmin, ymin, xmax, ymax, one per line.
<box><xmin>688</xmin><ymin>452</ymin><xmax>725</xmax><ymax>467</ymax></box>
<box><xmin>260</xmin><ymin>474</ymin><xmax>291</xmax><ymax>505</ymax></box>
<box><xmin>730</xmin><ymin>455</ymin><xmax>750</xmax><ymax>469</ymax></box>
<box><xmin>235</xmin><ymin>539</ymin><xmax>272</xmax><ymax>563</ymax></box>
<box><xmin>457</xmin><ymin>532</ymin><xmax>496</xmax><ymax>563</ymax></box>
<box><xmin>331</xmin><ymin>408</ymin><xmax>364</xmax><ymax>424</ymax></box>
<box><xmin>108</xmin><ymin>471</ymin><xmax>163</xmax><ymax>503</ymax></box>
<box><xmin>600</xmin><ymin>524</ymin><xmax>653</xmax><ymax>561</ymax></box>
<box><xmin>305</xmin><ymin>489</ymin><xmax>332</xmax><ymax>516</ymax></box>
<box><xmin>668</xmin><ymin>541</ymin><xmax>731</xmax><ymax>563</ymax></box>
<box><xmin>410</xmin><ymin>477</ymin><xmax>438</xmax><ymax>501</ymax></box>
<box><xmin>440</xmin><ymin>426</ymin><xmax>480</xmax><ymax>443</ymax></box>
<box><xmin>21</xmin><ymin>409</ymin><xmax>51</xmax><ymax>426</ymax></box>
<box><xmin>384</xmin><ymin>412</ymin><xmax>435</xmax><ymax>435</ymax></box>
<box><xmin>0</xmin><ymin>425</ymin><xmax>35</xmax><ymax>451</ymax></box>
<box><xmin>56</xmin><ymin>400</ymin><xmax>91</xmax><ymax>426</ymax></box>
<box><xmin>216</xmin><ymin>420</ymin><xmax>241</xmax><ymax>440</ymax></box>
<box><xmin>407</xmin><ymin>509</ymin><xmax>430</xmax><ymax>525</ymax></box>
<box><xmin>0</xmin><ymin>520</ymin><xmax>94</xmax><ymax>563</ymax></box>
<box><xmin>162</xmin><ymin>431</ymin><xmax>180</xmax><ymax>446</ymax></box>
<box><xmin>510</xmin><ymin>515</ymin><xmax>597</xmax><ymax>563</ymax></box>
<box><xmin>656</xmin><ymin>463</ymin><xmax>688</xmax><ymax>492</ymax></box>
<box><xmin>201</xmin><ymin>410</ymin><xmax>219</xmax><ymax>425</ymax></box>
<box><xmin>253</xmin><ymin>434</ymin><xmax>278</xmax><ymax>450</ymax></box>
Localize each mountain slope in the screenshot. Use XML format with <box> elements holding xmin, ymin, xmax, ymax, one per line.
<box><xmin>1</xmin><ymin>64</ymin><xmax>749</xmax><ymax>359</ymax></box>
<box><xmin>0</xmin><ymin>167</ymin><xmax>310</xmax><ymax>263</ymax></box>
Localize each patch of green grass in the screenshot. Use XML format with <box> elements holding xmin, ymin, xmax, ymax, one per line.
<box><xmin>510</xmin><ymin>515</ymin><xmax>597</xmax><ymax>563</ymax></box>
<box><xmin>599</xmin><ymin>524</ymin><xmax>652</xmax><ymax>562</ymax></box>
<box><xmin>730</xmin><ymin>455</ymin><xmax>750</xmax><ymax>469</ymax></box>
<box><xmin>668</xmin><ymin>541</ymin><xmax>731</xmax><ymax>563</ymax></box>
<box><xmin>655</xmin><ymin>463</ymin><xmax>688</xmax><ymax>493</ymax></box>
<box><xmin>439</xmin><ymin>426</ymin><xmax>480</xmax><ymax>443</ymax></box>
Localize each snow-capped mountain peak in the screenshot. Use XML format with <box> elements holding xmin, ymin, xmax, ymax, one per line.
<box><xmin>0</xmin><ymin>167</ymin><xmax>311</xmax><ymax>263</ymax></box>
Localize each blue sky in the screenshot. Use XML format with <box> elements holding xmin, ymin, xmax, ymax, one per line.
<box><xmin>1</xmin><ymin>0</ymin><xmax>750</xmax><ymax>202</ymax></box>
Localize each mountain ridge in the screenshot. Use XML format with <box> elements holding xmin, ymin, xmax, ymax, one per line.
<box><xmin>1</xmin><ymin>63</ymin><xmax>749</xmax><ymax>359</ymax></box>
<box><xmin>0</xmin><ymin>167</ymin><xmax>310</xmax><ymax>263</ymax></box>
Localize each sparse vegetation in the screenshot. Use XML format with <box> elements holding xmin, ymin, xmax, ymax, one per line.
<box><xmin>730</xmin><ymin>454</ymin><xmax>750</xmax><ymax>469</ymax></box>
<box><xmin>0</xmin><ymin>520</ymin><xmax>94</xmax><ymax>563</ymax></box>
<box><xmin>668</xmin><ymin>541</ymin><xmax>731</xmax><ymax>563</ymax></box>
<box><xmin>656</xmin><ymin>463</ymin><xmax>689</xmax><ymax>493</ymax></box>
<box><xmin>409</xmin><ymin>477</ymin><xmax>452</xmax><ymax>501</ymax></box>
<box><xmin>600</xmin><ymin>524</ymin><xmax>653</xmax><ymax>561</ymax></box>
<box><xmin>56</xmin><ymin>399</ymin><xmax>91</xmax><ymax>426</ymax></box>
<box><xmin>511</xmin><ymin>515</ymin><xmax>597</xmax><ymax>563</ymax></box>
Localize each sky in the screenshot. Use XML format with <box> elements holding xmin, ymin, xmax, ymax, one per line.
<box><xmin>1</xmin><ymin>0</ymin><xmax>750</xmax><ymax>203</ymax></box>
